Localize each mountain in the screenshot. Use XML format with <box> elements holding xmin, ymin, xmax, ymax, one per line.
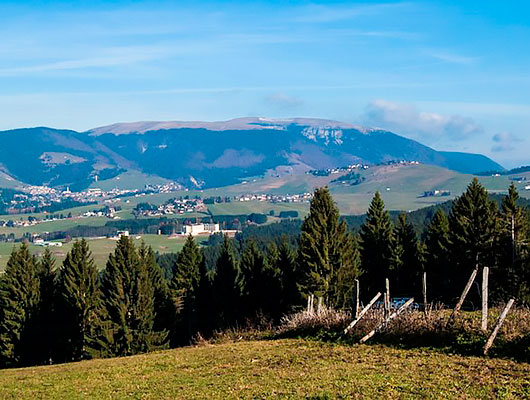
<box><xmin>0</xmin><ymin>117</ymin><xmax>503</xmax><ymax>190</ymax></box>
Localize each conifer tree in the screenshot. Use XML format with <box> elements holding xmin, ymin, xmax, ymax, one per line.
<box><xmin>172</xmin><ymin>234</ymin><xmax>201</xmax><ymax>294</ymax></box>
<box><xmin>393</xmin><ymin>213</ymin><xmax>424</xmax><ymax>296</ymax></box>
<box><xmin>239</xmin><ymin>238</ymin><xmax>279</xmax><ymax>318</ymax></box>
<box><xmin>56</xmin><ymin>239</ymin><xmax>103</xmax><ymax>362</ymax></box>
<box><xmin>499</xmin><ymin>183</ymin><xmax>530</xmax><ymax>302</ymax></box>
<box><xmin>298</xmin><ymin>187</ymin><xmax>360</xmax><ymax>306</ymax></box>
<box><xmin>36</xmin><ymin>248</ymin><xmax>57</xmax><ymax>364</ymax></box>
<box><xmin>170</xmin><ymin>235</ymin><xmax>203</xmax><ymax>344</ymax></box>
<box><xmin>275</xmin><ymin>237</ymin><xmax>302</xmax><ymax>314</ymax></box>
<box><xmin>195</xmin><ymin>248</ymin><xmax>214</xmax><ymax>335</ymax></box>
<box><xmin>359</xmin><ymin>191</ymin><xmax>394</xmax><ymax>296</ymax></box>
<box><xmin>138</xmin><ymin>242</ymin><xmax>171</xmax><ymax>340</ymax></box>
<box><xmin>0</xmin><ymin>244</ymin><xmax>41</xmax><ymax>367</ymax></box>
<box><xmin>448</xmin><ymin>178</ymin><xmax>500</xmax><ymax>291</ymax></box>
<box><xmin>212</xmin><ymin>235</ymin><xmax>241</xmax><ymax>327</ymax></box>
<box><xmin>334</xmin><ymin>234</ymin><xmax>362</xmax><ymax>308</ymax></box>
<box><xmin>424</xmin><ymin>209</ymin><xmax>451</xmax><ymax>300</ymax></box>
<box><xmin>101</xmin><ymin>236</ymin><xmax>163</xmax><ymax>356</ymax></box>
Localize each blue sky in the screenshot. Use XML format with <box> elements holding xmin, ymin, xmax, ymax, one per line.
<box><xmin>0</xmin><ymin>1</ymin><xmax>529</xmax><ymax>167</ymax></box>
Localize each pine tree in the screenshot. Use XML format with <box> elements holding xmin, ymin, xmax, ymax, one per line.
<box><xmin>172</xmin><ymin>235</ymin><xmax>201</xmax><ymax>294</ymax></box>
<box><xmin>298</xmin><ymin>187</ymin><xmax>360</xmax><ymax>306</ymax></box>
<box><xmin>393</xmin><ymin>213</ymin><xmax>424</xmax><ymax>296</ymax></box>
<box><xmin>36</xmin><ymin>248</ymin><xmax>57</xmax><ymax>364</ymax></box>
<box><xmin>138</xmin><ymin>242</ymin><xmax>171</xmax><ymax>342</ymax></box>
<box><xmin>0</xmin><ymin>244</ymin><xmax>41</xmax><ymax>367</ymax></box>
<box><xmin>195</xmin><ymin>248</ymin><xmax>214</xmax><ymax>335</ymax></box>
<box><xmin>275</xmin><ymin>237</ymin><xmax>302</xmax><ymax>314</ymax></box>
<box><xmin>239</xmin><ymin>238</ymin><xmax>279</xmax><ymax>318</ymax></box>
<box><xmin>56</xmin><ymin>239</ymin><xmax>103</xmax><ymax>362</ymax></box>
<box><xmin>212</xmin><ymin>235</ymin><xmax>241</xmax><ymax>328</ymax></box>
<box><xmin>424</xmin><ymin>209</ymin><xmax>452</xmax><ymax>301</ymax></box>
<box><xmin>448</xmin><ymin>179</ymin><xmax>500</xmax><ymax>294</ymax></box>
<box><xmin>499</xmin><ymin>183</ymin><xmax>530</xmax><ymax>302</ymax></box>
<box><xmin>359</xmin><ymin>191</ymin><xmax>394</xmax><ymax>296</ymax></box>
<box><xmin>170</xmin><ymin>235</ymin><xmax>203</xmax><ymax>344</ymax></box>
<box><xmin>334</xmin><ymin>234</ymin><xmax>362</xmax><ymax>309</ymax></box>
<box><xmin>101</xmin><ymin>236</ymin><xmax>163</xmax><ymax>356</ymax></box>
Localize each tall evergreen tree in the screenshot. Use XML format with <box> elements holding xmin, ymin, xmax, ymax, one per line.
<box><xmin>359</xmin><ymin>191</ymin><xmax>394</xmax><ymax>296</ymax></box>
<box><xmin>36</xmin><ymin>248</ymin><xmax>57</xmax><ymax>364</ymax></box>
<box><xmin>424</xmin><ymin>209</ymin><xmax>452</xmax><ymax>301</ymax></box>
<box><xmin>275</xmin><ymin>237</ymin><xmax>302</xmax><ymax>314</ymax></box>
<box><xmin>212</xmin><ymin>235</ymin><xmax>241</xmax><ymax>327</ymax></box>
<box><xmin>334</xmin><ymin>234</ymin><xmax>362</xmax><ymax>309</ymax></box>
<box><xmin>448</xmin><ymin>178</ymin><xmax>500</xmax><ymax>297</ymax></box>
<box><xmin>56</xmin><ymin>239</ymin><xmax>103</xmax><ymax>362</ymax></box>
<box><xmin>499</xmin><ymin>183</ymin><xmax>530</xmax><ymax>302</ymax></box>
<box><xmin>239</xmin><ymin>238</ymin><xmax>279</xmax><ymax>319</ymax></box>
<box><xmin>393</xmin><ymin>213</ymin><xmax>424</xmax><ymax>296</ymax></box>
<box><xmin>138</xmin><ymin>242</ymin><xmax>171</xmax><ymax>341</ymax></box>
<box><xmin>170</xmin><ymin>235</ymin><xmax>203</xmax><ymax>344</ymax></box>
<box><xmin>298</xmin><ymin>187</ymin><xmax>360</xmax><ymax>306</ymax></box>
<box><xmin>195</xmin><ymin>247</ymin><xmax>214</xmax><ymax>335</ymax></box>
<box><xmin>101</xmin><ymin>236</ymin><xmax>164</xmax><ymax>356</ymax></box>
<box><xmin>0</xmin><ymin>244</ymin><xmax>41</xmax><ymax>367</ymax></box>
<box><xmin>172</xmin><ymin>235</ymin><xmax>201</xmax><ymax>294</ymax></box>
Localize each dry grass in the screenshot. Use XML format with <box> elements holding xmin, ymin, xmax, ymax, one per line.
<box><xmin>278</xmin><ymin>305</ymin><xmax>530</xmax><ymax>360</ymax></box>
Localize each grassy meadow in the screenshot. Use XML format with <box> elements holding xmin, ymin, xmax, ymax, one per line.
<box><xmin>0</xmin><ymin>339</ymin><xmax>528</xmax><ymax>399</ymax></box>
<box><xmin>0</xmin><ymin>234</ymin><xmax>196</xmax><ymax>271</ymax></box>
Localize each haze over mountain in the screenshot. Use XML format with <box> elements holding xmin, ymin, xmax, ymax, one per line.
<box><xmin>0</xmin><ymin>117</ymin><xmax>503</xmax><ymax>190</ymax></box>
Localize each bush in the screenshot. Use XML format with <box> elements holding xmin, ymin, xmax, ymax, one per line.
<box><xmin>248</xmin><ymin>213</ymin><xmax>267</xmax><ymax>224</ymax></box>
<box><xmin>279</xmin><ymin>211</ymin><xmax>299</xmax><ymax>219</ymax></box>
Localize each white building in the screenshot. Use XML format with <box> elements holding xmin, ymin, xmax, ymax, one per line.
<box><xmin>181</xmin><ymin>223</ymin><xmax>220</xmax><ymax>236</ymax></box>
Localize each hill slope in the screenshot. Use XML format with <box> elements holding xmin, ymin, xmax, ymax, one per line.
<box><xmin>0</xmin><ymin>339</ymin><xmax>528</xmax><ymax>399</ymax></box>
<box><xmin>0</xmin><ymin>118</ymin><xmax>503</xmax><ymax>190</ymax></box>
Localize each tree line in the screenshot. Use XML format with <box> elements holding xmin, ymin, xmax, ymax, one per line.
<box><xmin>0</xmin><ymin>178</ymin><xmax>529</xmax><ymax>368</ymax></box>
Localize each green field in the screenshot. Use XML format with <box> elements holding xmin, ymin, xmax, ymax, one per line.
<box><xmin>0</xmin><ymin>339</ymin><xmax>528</xmax><ymax>399</ymax></box>
<box><xmin>90</xmin><ymin>170</ymin><xmax>171</xmax><ymax>191</ymax></box>
<box><xmin>1</xmin><ymin>164</ymin><xmax>528</xmax><ymax>249</ymax></box>
<box><xmin>0</xmin><ymin>234</ymin><xmax>196</xmax><ymax>271</ymax></box>
<box><xmin>207</xmin><ymin>201</ymin><xmax>309</xmax><ymax>217</ymax></box>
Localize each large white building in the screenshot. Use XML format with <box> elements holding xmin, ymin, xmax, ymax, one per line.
<box><xmin>181</xmin><ymin>223</ymin><xmax>220</xmax><ymax>236</ymax></box>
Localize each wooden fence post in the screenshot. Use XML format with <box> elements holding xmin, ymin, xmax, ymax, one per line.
<box><xmin>317</xmin><ymin>297</ymin><xmax>323</xmax><ymax>315</ymax></box>
<box><xmin>422</xmin><ymin>271</ymin><xmax>428</xmax><ymax>314</ymax></box>
<box><xmin>360</xmin><ymin>298</ymin><xmax>415</xmax><ymax>344</ymax></box>
<box><xmin>447</xmin><ymin>268</ymin><xmax>478</xmax><ymax>327</ymax></box>
<box><xmin>343</xmin><ymin>292</ymin><xmax>382</xmax><ymax>335</ymax></box>
<box><xmin>354</xmin><ymin>279</ymin><xmax>360</xmax><ymax>319</ymax></box>
<box><xmin>484</xmin><ymin>299</ymin><xmax>515</xmax><ymax>355</ymax></box>
<box><xmin>385</xmin><ymin>278</ymin><xmax>390</xmax><ymax>317</ymax></box>
<box><xmin>481</xmin><ymin>267</ymin><xmax>489</xmax><ymax>332</ymax></box>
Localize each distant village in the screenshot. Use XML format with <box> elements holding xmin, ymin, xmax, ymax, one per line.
<box><xmin>0</xmin><ymin>182</ymin><xmax>184</xmax><ymax>216</ymax></box>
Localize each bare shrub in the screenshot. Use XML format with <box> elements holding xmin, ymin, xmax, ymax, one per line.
<box><xmin>279</xmin><ymin>307</ymin><xmax>351</xmax><ymax>336</ymax></box>
<box><xmin>278</xmin><ymin>303</ymin><xmax>530</xmax><ymax>358</ymax></box>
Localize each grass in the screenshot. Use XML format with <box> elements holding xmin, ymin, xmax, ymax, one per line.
<box><xmin>207</xmin><ymin>201</ymin><xmax>309</xmax><ymax>217</ymax></box>
<box><xmin>0</xmin><ymin>234</ymin><xmax>194</xmax><ymax>271</ymax></box>
<box><xmin>0</xmin><ymin>339</ymin><xmax>529</xmax><ymax>399</ymax></box>
<box><xmin>90</xmin><ymin>170</ymin><xmax>171</xmax><ymax>191</ymax></box>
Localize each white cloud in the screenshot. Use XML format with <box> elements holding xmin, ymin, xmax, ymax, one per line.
<box><xmin>265</xmin><ymin>92</ymin><xmax>304</xmax><ymax>109</ymax></box>
<box><xmin>362</xmin><ymin>99</ymin><xmax>483</xmax><ymax>143</ymax></box>
<box><xmin>491</xmin><ymin>132</ymin><xmax>523</xmax><ymax>152</ymax></box>
<box><xmin>426</xmin><ymin>50</ymin><xmax>477</xmax><ymax>65</ymax></box>
<box><xmin>293</xmin><ymin>2</ymin><xmax>409</xmax><ymax>23</ymax></box>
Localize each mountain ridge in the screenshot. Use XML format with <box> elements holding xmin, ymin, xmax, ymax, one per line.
<box><xmin>0</xmin><ymin>117</ymin><xmax>504</xmax><ymax>190</ymax></box>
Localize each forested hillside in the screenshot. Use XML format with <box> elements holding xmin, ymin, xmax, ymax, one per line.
<box><xmin>1</xmin><ymin>179</ymin><xmax>529</xmax><ymax>368</ymax></box>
